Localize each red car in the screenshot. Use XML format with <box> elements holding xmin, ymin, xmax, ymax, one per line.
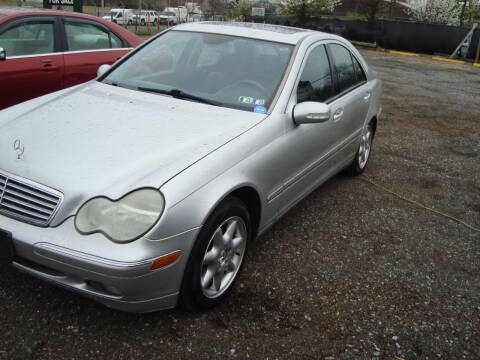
<box><xmin>0</xmin><ymin>8</ymin><xmax>143</xmax><ymax>110</ymax></box>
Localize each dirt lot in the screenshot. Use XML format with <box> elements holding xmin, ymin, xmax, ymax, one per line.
<box><xmin>0</xmin><ymin>50</ymin><xmax>479</xmax><ymax>359</ymax></box>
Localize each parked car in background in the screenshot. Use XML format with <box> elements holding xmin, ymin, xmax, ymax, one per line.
<box><xmin>134</xmin><ymin>10</ymin><xmax>158</xmax><ymax>26</ymax></box>
<box><xmin>133</xmin><ymin>10</ymin><xmax>146</xmax><ymax>26</ymax></box>
<box><xmin>162</xmin><ymin>6</ymin><xmax>187</xmax><ymax>23</ymax></box>
<box><xmin>0</xmin><ymin>22</ymin><xmax>381</xmax><ymax>312</ymax></box>
<box><xmin>146</xmin><ymin>10</ymin><xmax>159</xmax><ymax>25</ymax></box>
<box><xmin>0</xmin><ymin>8</ymin><xmax>143</xmax><ymax>110</ymax></box>
<box><xmin>102</xmin><ymin>8</ymin><xmax>134</xmax><ymax>25</ymax></box>
<box><xmin>159</xmin><ymin>11</ymin><xmax>178</xmax><ymax>25</ymax></box>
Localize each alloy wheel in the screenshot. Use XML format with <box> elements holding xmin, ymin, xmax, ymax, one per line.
<box><xmin>358</xmin><ymin>125</ymin><xmax>373</xmax><ymax>169</ymax></box>
<box><xmin>200</xmin><ymin>216</ymin><xmax>247</xmax><ymax>298</ymax></box>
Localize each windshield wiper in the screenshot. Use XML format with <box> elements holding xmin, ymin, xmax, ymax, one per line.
<box><xmin>103</xmin><ymin>80</ymin><xmax>136</xmax><ymax>90</ymax></box>
<box><xmin>137</xmin><ymin>87</ymin><xmax>219</xmax><ymax>106</ymax></box>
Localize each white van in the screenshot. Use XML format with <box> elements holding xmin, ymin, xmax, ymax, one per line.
<box><xmin>102</xmin><ymin>9</ymin><xmax>134</xmax><ymax>25</ymax></box>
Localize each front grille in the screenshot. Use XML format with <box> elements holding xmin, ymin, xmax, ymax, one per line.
<box><xmin>0</xmin><ymin>172</ymin><xmax>62</xmax><ymax>227</ymax></box>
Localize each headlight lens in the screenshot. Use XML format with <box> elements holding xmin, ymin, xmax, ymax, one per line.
<box><xmin>75</xmin><ymin>188</ymin><xmax>165</xmax><ymax>243</ymax></box>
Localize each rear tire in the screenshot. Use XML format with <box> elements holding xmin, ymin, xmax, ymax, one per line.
<box><xmin>181</xmin><ymin>197</ymin><xmax>251</xmax><ymax>311</ymax></box>
<box><xmin>345</xmin><ymin>121</ymin><xmax>374</xmax><ymax>176</ymax></box>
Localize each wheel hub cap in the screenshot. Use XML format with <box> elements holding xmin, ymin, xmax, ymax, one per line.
<box><xmin>200</xmin><ymin>216</ymin><xmax>247</xmax><ymax>298</ymax></box>
<box><xmin>358</xmin><ymin>126</ymin><xmax>372</xmax><ymax>169</ymax></box>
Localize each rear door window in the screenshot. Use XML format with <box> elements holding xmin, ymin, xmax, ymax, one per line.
<box><xmin>110</xmin><ymin>32</ymin><xmax>124</xmax><ymax>48</ymax></box>
<box><xmin>328</xmin><ymin>43</ymin><xmax>357</xmax><ymax>94</ymax></box>
<box><xmin>64</xmin><ymin>21</ymin><xmax>111</xmax><ymax>51</ymax></box>
<box><xmin>352</xmin><ymin>56</ymin><xmax>367</xmax><ymax>83</ymax></box>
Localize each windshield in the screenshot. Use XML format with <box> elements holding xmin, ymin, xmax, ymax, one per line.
<box><xmin>102</xmin><ymin>31</ymin><xmax>293</xmax><ymax>112</ymax></box>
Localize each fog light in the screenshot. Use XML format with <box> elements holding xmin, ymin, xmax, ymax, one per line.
<box><xmin>151</xmin><ymin>251</ymin><xmax>181</xmax><ymax>270</ymax></box>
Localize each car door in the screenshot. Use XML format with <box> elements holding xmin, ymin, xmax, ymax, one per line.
<box><xmin>0</xmin><ymin>16</ymin><xmax>64</xmax><ymax>110</ymax></box>
<box><xmin>276</xmin><ymin>43</ymin><xmax>346</xmax><ymax>215</ymax></box>
<box><xmin>326</xmin><ymin>42</ymin><xmax>371</xmax><ymax>150</ymax></box>
<box><xmin>61</xmin><ymin>17</ymin><xmax>131</xmax><ymax>88</ymax></box>
<box><xmin>278</xmin><ymin>42</ymin><xmax>373</xmax><ymax>214</ymax></box>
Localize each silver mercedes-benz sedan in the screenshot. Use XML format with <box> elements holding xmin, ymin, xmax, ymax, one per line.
<box><xmin>0</xmin><ymin>22</ymin><xmax>381</xmax><ymax>312</ymax></box>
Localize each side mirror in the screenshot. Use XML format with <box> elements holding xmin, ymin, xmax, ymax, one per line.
<box><xmin>97</xmin><ymin>64</ymin><xmax>111</xmax><ymax>77</ymax></box>
<box><xmin>0</xmin><ymin>47</ymin><xmax>6</xmax><ymax>61</ymax></box>
<box><xmin>292</xmin><ymin>101</ymin><xmax>331</xmax><ymax>125</ymax></box>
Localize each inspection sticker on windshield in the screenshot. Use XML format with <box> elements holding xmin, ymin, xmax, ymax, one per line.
<box><xmin>253</xmin><ymin>106</ymin><xmax>267</xmax><ymax>114</ymax></box>
<box><xmin>238</xmin><ymin>96</ymin><xmax>265</xmax><ymax>106</ymax></box>
<box><xmin>238</xmin><ymin>96</ymin><xmax>255</xmax><ymax>105</ymax></box>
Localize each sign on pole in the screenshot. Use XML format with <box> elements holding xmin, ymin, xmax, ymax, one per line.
<box><xmin>44</xmin><ymin>0</ymin><xmax>82</xmax><ymax>12</ymax></box>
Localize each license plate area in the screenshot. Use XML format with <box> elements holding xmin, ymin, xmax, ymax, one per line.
<box><xmin>0</xmin><ymin>229</ymin><xmax>14</xmax><ymax>266</ymax></box>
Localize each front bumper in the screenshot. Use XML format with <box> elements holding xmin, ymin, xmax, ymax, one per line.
<box><xmin>0</xmin><ymin>215</ymin><xmax>200</xmax><ymax>312</ymax></box>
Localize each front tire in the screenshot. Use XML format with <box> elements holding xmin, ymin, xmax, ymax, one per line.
<box><xmin>346</xmin><ymin>121</ymin><xmax>374</xmax><ymax>176</ymax></box>
<box><xmin>181</xmin><ymin>197</ymin><xmax>251</xmax><ymax>311</ymax></box>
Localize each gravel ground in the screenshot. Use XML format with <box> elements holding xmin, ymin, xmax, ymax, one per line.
<box><xmin>1</xmin><ymin>50</ymin><xmax>479</xmax><ymax>360</ymax></box>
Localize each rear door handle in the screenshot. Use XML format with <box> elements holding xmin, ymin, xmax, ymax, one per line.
<box><xmin>333</xmin><ymin>108</ymin><xmax>344</xmax><ymax>121</ymax></box>
<box><xmin>363</xmin><ymin>92</ymin><xmax>371</xmax><ymax>102</ymax></box>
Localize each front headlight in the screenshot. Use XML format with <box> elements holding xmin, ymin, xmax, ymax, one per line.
<box><xmin>74</xmin><ymin>188</ymin><xmax>165</xmax><ymax>243</ymax></box>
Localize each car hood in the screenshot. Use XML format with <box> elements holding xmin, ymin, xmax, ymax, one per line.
<box><xmin>0</xmin><ymin>82</ymin><xmax>266</xmax><ymax>223</ymax></box>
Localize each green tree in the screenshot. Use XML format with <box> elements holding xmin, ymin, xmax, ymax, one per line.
<box><xmin>231</xmin><ymin>0</ymin><xmax>250</xmax><ymax>21</ymax></box>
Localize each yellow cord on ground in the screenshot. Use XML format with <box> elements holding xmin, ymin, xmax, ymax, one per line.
<box><xmin>361</xmin><ymin>175</ymin><xmax>480</xmax><ymax>233</ymax></box>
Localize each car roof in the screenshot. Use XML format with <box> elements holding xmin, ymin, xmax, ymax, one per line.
<box><xmin>0</xmin><ymin>6</ymin><xmax>84</xmax><ymax>17</ymax></box>
<box><xmin>174</xmin><ymin>22</ymin><xmax>335</xmax><ymax>45</ymax></box>
<box><xmin>0</xmin><ymin>6</ymin><xmax>111</xmax><ymax>21</ymax></box>
<box><xmin>0</xmin><ymin>7</ymin><xmax>143</xmax><ymax>47</ymax></box>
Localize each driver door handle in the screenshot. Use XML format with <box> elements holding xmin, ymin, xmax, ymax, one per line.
<box><xmin>333</xmin><ymin>108</ymin><xmax>344</xmax><ymax>121</ymax></box>
<box><xmin>363</xmin><ymin>92</ymin><xmax>371</xmax><ymax>102</ymax></box>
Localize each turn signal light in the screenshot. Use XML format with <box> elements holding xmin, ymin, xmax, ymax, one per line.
<box><xmin>151</xmin><ymin>251</ymin><xmax>182</xmax><ymax>270</ymax></box>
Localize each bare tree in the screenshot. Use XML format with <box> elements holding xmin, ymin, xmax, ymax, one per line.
<box><xmin>279</xmin><ymin>0</ymin><xmax>340</xmax><ymax>24</ymax></box>
<box><xmin>359</xmin><ymin>0</ymin><xmax>384</xmax><ymax>24</ymax></box>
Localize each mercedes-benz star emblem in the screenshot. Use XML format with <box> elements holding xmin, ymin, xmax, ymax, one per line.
<box><xmin>13</xmin><ymin>139</ymin><xmax>25</xmax><ymax>160</ymax></box>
